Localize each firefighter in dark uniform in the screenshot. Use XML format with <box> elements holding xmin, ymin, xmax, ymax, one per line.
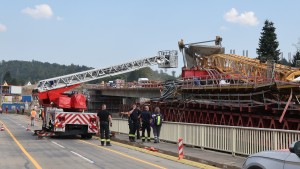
<box><xmin>136</xmin><ymin>105</ymin><xmax>142</xmax><ymax>140</ymax></box>
<box><xmin>121</xmin><ymin>104</ymin><xmax>141</xmax><ymax>142</ymax></box>
<box><xmin>97</xmin><ymin>104</ymin><xmax>112</xmax><ymax>146</ymax></box>
<box><xmin>140</xmin><ymin>105</ymin><xmax>151</xmax><ymax>142</ymax></box>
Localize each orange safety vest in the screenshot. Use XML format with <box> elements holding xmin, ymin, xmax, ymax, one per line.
<box><xmin>31</xmin><ymin>110</ymin><xmax>36</xmax><ymax>117</ymax></box>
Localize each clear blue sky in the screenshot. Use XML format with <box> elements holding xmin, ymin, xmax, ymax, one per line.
<box><xmin>0</xmin><ymin>1</ymin><xmax>299</xmax><ymax>75</ymax></box>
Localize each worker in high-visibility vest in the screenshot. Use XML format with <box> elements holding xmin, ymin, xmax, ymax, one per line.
<box><xmin>151</xmin><ymin>107</ymin><xmax>163</xmax><ymax>143</ymax></box>
<box><xmin>30</xmin><ymin>108</ymin><xmax>37</xmax><ymax>126</ymax></box>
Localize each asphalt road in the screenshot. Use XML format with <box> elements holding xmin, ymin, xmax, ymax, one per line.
<box><xmin>0</xmin><ymin>114</ymin><xmax>212</xmax><ymax>169</ymax></box>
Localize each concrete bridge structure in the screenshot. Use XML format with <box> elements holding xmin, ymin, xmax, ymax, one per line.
<box><xmin>98</xmin><ymin>88</ymin><xmax>161</xmax><ymax>98</ymax></box>
<box><xmin>85</xmin><ymin>85</ymin><xmax>161</xmax><ymax>113</ymax></box>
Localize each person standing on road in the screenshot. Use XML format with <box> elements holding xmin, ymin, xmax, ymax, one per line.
<box><xmin>136</xmin><ymin>105</ymin><xmax>142</xmax><ymax>140</ymax></box>
<box><xmin>97</xmin><ymin>104</ymin><xmax>112</xmax><ymax>146</ymax></box>
<box><xmin>0</xmin><ymin>107</ymin><xmax>2</xmax><ymax>114</ymax></box>
<box><xmin>38</xmin><ymin>108</ymin><xmax>41</xmax><ymax>120</ymax></box>
<box><xmin>120</xmin><ymin>107</ymin><xmax>132</xmax><ymax>141</ymax></box>
<box><xmin>30</xmin><ymin>108</ymin><xmax>37</xmax><ymax>126</ymax></box>
<box><xmin>41</xmin><ymin>109</ymin><xmax>45</xmax><ymax>121</ymax></box>
<box><xmin>140</xmin><ymin>105</ymin><xmax>151</xmax><ymax>142</ymax></box>
<box><xmin>121</xmin><ymin>104</ymin><xmax>141</xmax><ymax>142</ymax></box>
<box><xmin>151</xmin><ymin>107</ymin><xmax>163</xmax><ymax>143</ymax></box>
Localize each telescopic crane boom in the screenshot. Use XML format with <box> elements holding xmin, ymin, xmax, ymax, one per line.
<box><xmin>34</xmin><ymin>50</ymin><xmax>178</xmax><ymax>108</ymax></box>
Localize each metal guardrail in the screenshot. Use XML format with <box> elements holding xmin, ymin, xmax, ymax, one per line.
<box><xmin>181</xmin><ymin>75</ymin><xmax>276</xmax><ymax>89</ymax></box>
<box><xmin>110</xmin><ymin>119</ymin><xmax>300</xmax><ymax>156</ymax></box>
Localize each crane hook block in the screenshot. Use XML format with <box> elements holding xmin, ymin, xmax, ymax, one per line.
<box><xmin>178</xmin><ymin>39</ymin><xmax>185</xmax><ymax>52</ymax></box>
<box><xmin>215</xmin><ymin>36</ymin><xmax>222</xmax><ymax>46</ymax></box>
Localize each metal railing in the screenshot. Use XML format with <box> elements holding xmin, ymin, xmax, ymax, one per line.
<box><xmin>181</xmin><ymin>75</ymin><xmax>275</xmax><ymax>90</ymax></box>
<box><xmin>110</xmin><ymin>119</ymin><xmax>300</xmax><ymax>156</ymax></box>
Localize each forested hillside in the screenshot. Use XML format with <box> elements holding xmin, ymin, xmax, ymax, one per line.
<box><xmin>0</xmin><ymin>60</ymin><xmax>176</xmax><ymax>85</ymax></box>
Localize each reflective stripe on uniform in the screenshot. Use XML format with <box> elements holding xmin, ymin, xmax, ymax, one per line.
<box><xmin>101</xmin><ymin>139</ymin><xmax>106</xmax><ymax>141</ymax></box>
<box><xmin>157</xmin><ymin>116</ymin><xmax>161</xmax><ymax>125</ymax></box>
<box><xmin>106</xmin><ymin>139</ymin><xmax>110</xmax><ymax>142</ymax></box>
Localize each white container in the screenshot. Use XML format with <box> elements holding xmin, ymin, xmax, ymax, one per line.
<box><xmin>10</xmin><ymin>86</ymin><xmax>22</xmax><ymax>94</ymax></box>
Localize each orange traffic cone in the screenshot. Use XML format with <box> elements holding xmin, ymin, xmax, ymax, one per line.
<box><xmin>0</xmin><ymin>124</ymin><xmax>4</xmax><ymax>131</ymax></box>
<box><xmin>26</xmin><ymin>124</ymin><xmax>31</xmax><ymax>131</ymax></box>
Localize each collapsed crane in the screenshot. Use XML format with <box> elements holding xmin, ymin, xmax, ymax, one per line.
<box><xmin>154</xmin><ymin>37</ymin><xmax>300</xmax><ymax>130</ymax></box>
<box><xmin>33</xmin><ymin>50</ymin><xmax>178</xmax><ymax>138</ymax></box>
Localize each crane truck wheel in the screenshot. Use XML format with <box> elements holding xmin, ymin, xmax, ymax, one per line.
<box><xmin>81</xmin><ymin>134</ymin><xmax>92</xmax><ymax>139</ymax></box>
<box><xmin>86</xmin><ymin>134</ymin><xmax>92</xmax><ymax>139</ymax></box>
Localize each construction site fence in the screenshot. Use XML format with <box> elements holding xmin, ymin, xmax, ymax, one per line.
<box><xmin>111</xmin><ymin>119</ymin><xmax>300</xmax><ymax>156</ymax></box>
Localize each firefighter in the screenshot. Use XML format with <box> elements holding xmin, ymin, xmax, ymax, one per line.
<box><xmin>97</xmin><ymin>104</ymin><xmax>112</xmax><ymax>146</ymax></box>
<box><xmin>151</xmin><ymin>107</ymin><xmax>163</xmax><ymax>143</ymax></box>
<box><xmin>140</xmin><ymin>105</ymin><xmax>151</xmax><ymax>142</ymax></box>
<box><xmin>136</xmin><ymin>105</ymin><xmax>141</xmax><ymax>140</ymax></box>
<box><xmin>38</xmin><ymin>108</ymin><xmax>42</xmax><ymax>120</ymax></box>
<box><xmin>49</xmin><ymin>117</ymin><xmax>53</xmax><ymax>131</ymax></box>
<box><xmin>121</xmin><ymin>104</ymin><xmax>141</xmax><ymax>142</ymax></box>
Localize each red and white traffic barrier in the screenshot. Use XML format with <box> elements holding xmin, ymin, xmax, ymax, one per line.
<box><xmin>178</xmin><ymin>137</ymin><xmax>184</xmax><ymax>159</ymax></box>
<box><xmin>0</xmin><ymin>124</ymin><xmax>4</xmax><ymax>131</ymax></box>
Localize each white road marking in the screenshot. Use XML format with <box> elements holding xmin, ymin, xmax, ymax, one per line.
<box><xmin>51</xmin><ymin>141</ymin><xmax>65</xmax><ymax>148</ymax></box>
<box><xmin>70</xmin><ymin>151</ymin><xmax>95</xmax><ymax>164</ymax></box>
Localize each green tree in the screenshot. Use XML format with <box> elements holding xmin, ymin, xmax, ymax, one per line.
<box><xmin>2</xmin><ymin>71</ymin><xmax>19</xmax><ymax>85</ymax></box>
<box><xmin>3</xmin><ymin>71</ymin><xmax>12</xmax><ymax>84</ymax></box>
<box><xmin>256</xmin><ymin>20</ymin><xmax>281</xmax><ymax>62</ymax></box>
<box><xmin>279</xmin><ymin>57</ymin><xmax>291</xmax><ymax>66</ymax></box>
<box><xmin>292</xmin><ymin>51</ymin><xmax>300</xmax><ymax>67</ymax></box>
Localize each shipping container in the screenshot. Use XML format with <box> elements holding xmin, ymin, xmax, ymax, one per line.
<box><xmin>114</xmin><ymin>79</ymin><xmax>125</xmax><ymax>84</ymax></box>
<box><xmin>1</xmin><ymin>86</ymin><xmax>9</xmax><ymax>94</ymax></box>
<box><xmin>10</xmin><ymin>86</ymin><xmax>22</xmax><ymax>94</ymax></box>
<box><xmin>22</xmin><ymin>95</ymin><xmax>32</xmax><ymax>102</ymax></box>
<box><xmin>1</xmin><ymin>103</ymin><xmax>25</xmax><ymax>111</ymax></box>
<box><xmin>12</xmin><ymin>96</ymin><xmax>22</xmax><ymax>102</ymax></box>
<box><xmin>3</xmin><ymin>96</ymin><xmax>12</xmax><ymax>102</ymax></box>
